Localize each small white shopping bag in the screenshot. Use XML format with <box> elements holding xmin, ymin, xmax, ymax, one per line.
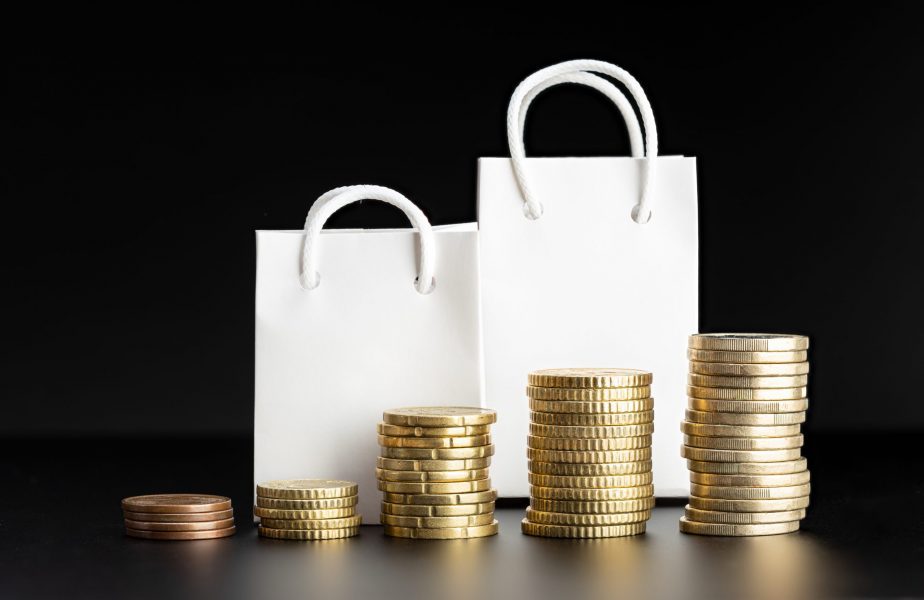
<box><xmin>255</xmin><ymin>185</ymin><xmax>484</xmax><ymax>522</ymax></box>
<box><xmin>478</xmin><ymin>60</ymin><xmax>698</xmax><ymax>497</ymax></box>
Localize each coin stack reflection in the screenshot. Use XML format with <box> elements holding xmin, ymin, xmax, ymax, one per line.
<box><xmin>121</xmin><ymin>494</ymin><xmax>236</xmax><ymax>540</ymax></box>
<box><xmin>680</xmin><ymin>333</ymin><xmax>811</xmax><ymax>536</ymax></box>
<box><xmin>522</xmin><ymin>369</ymin><xmax>654</xmax><ymax>538</ymax></box>
<box><xmin>255</xmin><ymin>479</ymin><xmax>361</xmax><ymax>540</ymax></box>
<box><xmin>377</xmin><ymin>407</ymin><xmax>499</xmax><ymax>539</ymax></box>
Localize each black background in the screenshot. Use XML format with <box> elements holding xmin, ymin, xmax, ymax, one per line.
<box><xmin>7</xmin><ymin>4</ymin><xmax>924</xmax><ymax>438</ymax></box>
<box><xmin>4</xmin><ymin>7</ymin><xmax>924</xmax><ymax>599</ymax></box>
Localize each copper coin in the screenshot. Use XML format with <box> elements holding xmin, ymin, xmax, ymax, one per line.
<box><xmin>124</xmin><ymin>517</ymin><xmax>236</xmax><ymax>531</ymax></box>
<box><xmin>122</xmin><ymin>509</ymin><xmax>234</xmax><ymax>523</ymax></box>
<box><xmin>121</xmin><ymin>494</ymin><xmax>232</xmax><ymax>514</ymax></box>
<box><xmin>125</xmin><ymin>526</ymin><xmax>236</xmax><ymax>540</ymax></box>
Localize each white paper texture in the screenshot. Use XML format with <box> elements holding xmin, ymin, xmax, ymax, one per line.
<box><xmin>254</xmin><ymin>224</ymin><xmax>484</xmax><ymax>522</ymax></box>
<box><xmin>477</xmin><ymin>156</ymin><xmax>698</xmax><ymax>497</ymax></box>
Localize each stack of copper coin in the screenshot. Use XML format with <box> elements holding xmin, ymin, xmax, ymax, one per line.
<box><xmin>681</xmin><ymin>333</ymin><xmax>811</xmax><ymax>536</ymax></box>
<box><xmin>377</xmin><ymin>407</ymin><xmax>499</xmax><ymax>539</ymax></box>
<box><xmin>121</xmin><ymin>494</ymin><xmax>236</xmax><ymax>540</ymax></box>
<box><xmin>522</xmin><ymin>368</ymin><xmax>655</xmax><ymax>539</ymax></box>
<box><xmin>254</xmin><ymin>479</ymin><xmax>361</xmax><ymax>540</ymax></box>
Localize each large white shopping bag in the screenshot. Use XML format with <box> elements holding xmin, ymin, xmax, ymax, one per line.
<box><xmin>478</xmin><ymin>60</ymin><xmax>698</xmax><ymax>497</ymax></box>
<box><xmin>255</xmin><ymin>185</ymin><xmax>484</xmax><ymax>522</ymax></box>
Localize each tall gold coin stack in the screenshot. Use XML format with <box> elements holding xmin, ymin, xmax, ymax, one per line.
<box><xmin>680</xmin><ymin>333</ymin><xmax>811</xmax><ymax>536</ymax></box>
<box><xmin>254</xmin><ymin>479</ymin><xmax>361</xmax><ymax>540</ymax></box>
<box><xmin>121</xmin><ymin>494</ymin><xmax>236</xmax><ymax>540</ymax></box>
<box><xmin>377</xmin><ymin>407</ymin><xmax>499</xmax><ymax>539</ymax></box>
<box><xmin>522</xmin><ymin>368</ymin><xmax>655</xmax><ymax>539</ymax></box>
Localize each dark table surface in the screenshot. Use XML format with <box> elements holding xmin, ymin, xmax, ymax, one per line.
<box><xmin>2</xmin><ymin>434</ymin><xmax>922</xmax><ymax>599</ymax></box>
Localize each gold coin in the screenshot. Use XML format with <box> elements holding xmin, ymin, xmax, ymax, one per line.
<box><xmin>684</xmin><ymin>409</ymin><xmax>806</xmax><ymax>426</ymax></box>
<box><xmin>377</xmin><ymin>434</ymin><xmax>491</xmax><ymax>448</ymax></box>
<box><xmin>681</xmin><ymin>445</ymin><xmax>803</xmax><ymax>462</ymax></box>
<box><xmin>376</xmin><ymin>456</ymin><xmax>491</xmax><ymax>472</ymax></box>
<box><xmin>681</xmin><ymin>421</ymin><xmax>800</xmax><ymax>438</ymax></box>
<box><xmin>256</xmin><ymin>496</ymin><xmax>358</xmax><ymax>510</ymax></box>
<box><xmin>528</xmin><ymin>434</ymin><xmax>652</xmax><ymax>452</ymax></box>
<box><xmin>527</xmin><ymin>386</ymin><xmax>651</xmax><ymax>401</ymax></box>
<box><xmin>253</xmin><ymin>506</ymin><xmax>356</xmax><ymax>520</ymax></box>
<box><xmin>528</xmin><ymin>368</ymin><xmax>652</xmax><ymax>389</ymax></box>
<box><xmin>530</xmin><ymin>410</ymin><xmax>654</xmax><ymax>426</ymax></box>
<box><xmin>382</xmin><ymin>489</ymin><xmax>498</xmax><ymax>506</ymax></box>
<box><xmin>682</xmin><ymin>434</ymin><xmax>804</xmax><ymax>451</ymax></box>
<box><xmin>121</xmin><ymin>494</ymin><xmax>231</xmax><ymax>514</ymax></box>
<box><xmin>528</xmin><ymin>460</ymin><xmax>652</xmax><ymax>476</ymax></box>
<box><xmin>688</xmin><ymin>398</ymin><xmax>809</xmax><ymax>413</ymax></box>
<box><xmin>688</xmin><ymin>348</ymin><xmax>808</xmax><ymax>364</ymax></box>
<box><xmin>528</xmin><ymin>472</ymin><xmax>652</xmax><ymax>489</ymax></box>
<box><xmin>375</xmin><ymin>467</ymin><xmax>490</xmax><ymax>483</ymax></box>
<box><xmin>688</xmin><ymin>386</ymin><xmax>807</xmax><ymax>401</ymax></box>
<box><xmin>376</xmin><ymin>423</ymin><xmax>491</xmax><ymax>437</ymax></box>
<box><xmin>688</xmin><ymin>495</ymin><xmax>810</xmax><ymax>512</ymax></box>
<box><xmin>690</xmin><ymin>471</ymin><xmax>811</xmax><ymax>487</ymax></box>
<box><xmin>258</xmin><ymin>515</ymin><xmax>362</xmax><ymax>530</ymax></box>
<box><xmin>122</xmin><ymin>509</ymin><xmax>233</xmax><ymax>523</ymax></box>
<box><xmin>383</xmin><ymin>407</ymin><xmax>497</xmax><ymax>427</ymax></box>
<box><xmin>256</xmin><ymin>479</ymin><xmax>358</xmax><ymax>499</ymax></box>
<box><xmin>530</xmin><ymin>497</ymin><xmax>656</xmax><ymax>514</ymax></box>
<box><xmin>679</xmin><ymin>516</ymin><xmax>799</xmax><ymax>536</ymax></box>
<box><xmin>689</xmin><ymin>374</ymin><xmax>808</xmax><ymax>389</ymax></box>
<box><xmin>689</xmin><ymin>361</ymin><xmax>809</xmax><ymax>376</ymax></box>
<box><xmin>688</xmin><ymin>333</ymin><xmax>809</xmax><ymax>352</ymax></box>
<box><xmin>123</xmin><ymin>518</ymin><xmax>235</xmax><ymax>532</ymax></box>
<box><xmin>125</xmin><ymin>526</ymin><xmax>236</xmax><ymax>540</ymax></box>
<box><xmin>258</xmin><ymin>526</ymin><xmax>359</xmax><ymax>540</ymax></box>
<box><xmin>376</xmin><ymin>478</ymin><xmax>491</xmax><ymax>494</ymax></box>
<box><xmin>379</xmin><ymin>445</ymin><xmax>495</xmax><ymax>460</ymax></box>
<box><xmin>686</xmin><ymin>458</ymin><xmax>808</xmax><ymax>475</ymax></box>
<box><xmin>529</xmin><ymin>422</ymin><xmax>654</xmax><ymax>439</ymax></box>
<box><xmin>381</xmin><ymin>501</ymin><xmax>495</xmax><ymax>517</ymax></box>
<box><xmin>530</xmin><ymin>484</ymin><xmax>654</xmax><ymax>501</ymax></box>
<box><xmin>529</xmin><ymin>398</ymin><xmax>655</xmax><ymax>414</ymax></box>
<box><xmin>525</xmin><ymin>508</ymin><xmax>651</xmax><ymax>526</ymax></box>
<box><xmin>383</xmin><ymin>521</ymin><xmax>498</xmax><ymax>539</ymax></box>
<box><xmin>684</xmin><ymin>505</ymin><xmax>806</xmax><ymax>524</ymax></box>
<box><xmin>521</xmin><ymin>519</ymin><xmax>646</xmax><ymax>538</ymax></box>
<box><xmin>527</xmin><ymin>447</ymin><xmax>652</xmax><ymax>464</ymax></box>
<box><xmin>689</xmin><ymin>483</ymin><xmax>811</xmax><ymax>500</ymax></box>
<box><xmin>379</xmin><ymin>513</ymin><xmax>495</xmax><ymax>528</ymax></box>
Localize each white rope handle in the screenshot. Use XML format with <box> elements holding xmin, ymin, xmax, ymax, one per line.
<box><xmin>507</xmin><ymin>60</ymin><xmax>658</xmax><ymax>224</ymax></box>
<box><xmin>518</xmin><ymin>72</ymin><xmax>645</xmax><ymax>161</ymax></box>
<box><xmin>300</xmin><ymin>185</ymin><xmax>436</xmax><ymax>294</ymax></box>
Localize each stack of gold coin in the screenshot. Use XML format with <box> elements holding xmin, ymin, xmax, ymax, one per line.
<box><xmin>254</xmin><ymin>479</ymin><xmax>361</xmax><ymax>540</ymax></box>
<box><xmin>121</xmin><ymin>494</ymin><xmax>236</xmax><ymax>540</ymax></box>
<box><xmin>522</xmin><ymin>368</ymin><xmax>654</xmax><ymax>539</ymax></box>
<box><xmin>377</xmin><ymin>407</ymin><xmax>499</xmax><ymax>539</ymax></box>
<box><xmin>680</xmin><ymin>333</ymin><xmax>811</xmax><ymax>536</ymax></box>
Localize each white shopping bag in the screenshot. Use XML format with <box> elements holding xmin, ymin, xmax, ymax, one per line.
<box><xmin>255</xmin><ymin>185</ymin><xmax>484</xmax><ymax>522</ymax></box>
<box><xmin>478</xmin><ymin>60</ymin><xmax>698</xmax><ymax>497</ymax></box>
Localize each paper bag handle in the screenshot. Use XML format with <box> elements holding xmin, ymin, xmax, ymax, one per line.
<box><xmin>518</xmin><ymin>72</ymin><xmax>645</xmax><ymax>162</ymax></box>
<box><xmin>300</xmin><ymin>185</ymin><xmax>436</xmax><ymax>294</ymax></box>
<box><xmin>507</xmin><ymin>59</ymin><xmax>658</xmax><ymax>224</ymax></box>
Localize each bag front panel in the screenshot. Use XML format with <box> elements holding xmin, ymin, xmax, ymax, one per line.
<box><xmin>477</xmin><ymin>156</ymin><xmax>698</xmax><ymax>497</ymax></box>
<box><xmin>255</xmin><ymin>228</ymin><xmax>484</xmax><ymax>521</ymax></box>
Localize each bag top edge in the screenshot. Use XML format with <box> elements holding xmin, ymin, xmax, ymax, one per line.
<box><xmin>255</xmin><ymin>223</ymin><xmax>478</xmax><ymax>235</ymax></box>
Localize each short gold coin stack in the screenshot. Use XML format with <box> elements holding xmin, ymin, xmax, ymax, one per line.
<box><xmin>254</xmin><ymin>479</ymin><xmax>361</xmax><ymax>540</ymax></box>
<box><xmin>522</xmin><ymin>368</ymin><xmax>655</xmax><ymax>539</ymax></box>
<box><xmin>681</xmin><ymin>333</ymin><xmax>811</xmax><ymax>536</ymax></box>
<box><xmin>377</xmin><ymin>407</ymin><xmax>499</xmax><ymax>539</ymax></box>
<box><xmin>121</xmin><ymin>494</ymin><xmax>236</xmax><ymax>540</ymax></box>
